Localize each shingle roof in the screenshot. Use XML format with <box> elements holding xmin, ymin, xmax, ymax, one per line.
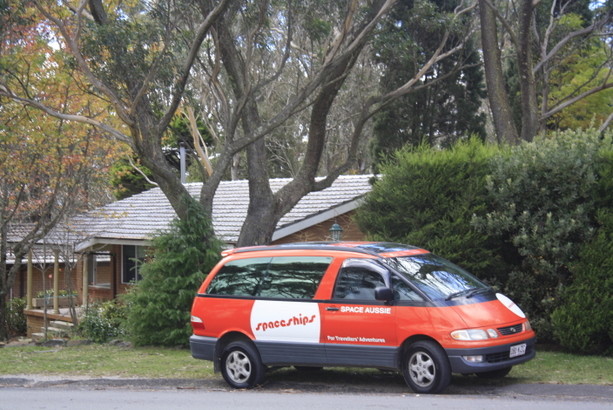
<box><xmin>69</xmin><ymin>174</ymin><xmax>373</xmax><ymax>250</ymax></box>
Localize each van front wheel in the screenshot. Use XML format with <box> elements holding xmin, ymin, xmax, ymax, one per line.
<box><xmin>402</xmin><ymin>341</ymin><xmax>451</xmax><ymax>394</ymax></box>
<box><xmin>220</xmin><ymin>341</ymin><xmax>265</xmax><ymax>389</ymax></box>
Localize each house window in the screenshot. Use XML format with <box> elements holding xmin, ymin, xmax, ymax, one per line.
<box><xmin>87</xmin><ymin>253</ymin><xmax>97</xmax><ymax>285</ymax></box>
<box><xmin>122</xmin><ymin>245</ymin><xmax>145</xmax><ymax>284</ymax></box>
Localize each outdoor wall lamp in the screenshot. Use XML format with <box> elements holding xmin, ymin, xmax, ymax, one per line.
<box><xmin>329</xmin><ymin>222</ymin><xmax>343</xmax><ymax>242</ymax></box>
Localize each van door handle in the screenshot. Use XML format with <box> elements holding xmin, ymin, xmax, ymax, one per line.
<box><xmin>326</xmin><ymin>307</ymin><xmax>339</xmax><ymax>311</ymax></box>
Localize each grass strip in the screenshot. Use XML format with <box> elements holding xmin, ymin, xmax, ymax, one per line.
<box><xmin>0</xmin><ymin>344</ymin><xmax>611</xmax><ymax>385</ymax></box>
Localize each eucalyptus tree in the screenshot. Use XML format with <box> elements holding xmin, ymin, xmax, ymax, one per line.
<box><xmin>479</xmin><ymin>0</ymin><xmax>612</xmax><ymax>143</ymax></box>
<box><xmin>1</xmin><ymin>0</ymin><xmax>477</xmax><ymax>247</ymax></box>
<box><xmin>188</xmin><ymin>0</ymin><xmax>478</xmax><ymax>245</ymax></box>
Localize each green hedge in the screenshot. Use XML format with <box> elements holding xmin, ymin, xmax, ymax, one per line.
<box><xmin>356</xmin><ymin>138</ymin><xmax>507</xmax><ymax>282</ymax></box>
<box><xmin>472</xmin><ymin>129</ymin><xmax>608</xmax><ymax>341</ymax></box>
<box><xmin>551</xmin><ymin>149</ymin><xmax>613</xmax><ymax>355</ymax></box>
<box><xmin>356</xmin><ymin>129</ymin><xmax>612</xmax><ymax>352</ymax></box>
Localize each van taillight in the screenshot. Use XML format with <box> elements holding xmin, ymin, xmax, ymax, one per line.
<box><xmin>191</xmin><ymin>315</ymin><xmax>205</xmax><ymax>330</ymax></box>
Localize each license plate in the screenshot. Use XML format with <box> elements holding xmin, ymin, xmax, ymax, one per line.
<box><xmin>510</xmin><ymin>343</ymin><xmax>527</xmax><ymax>358</ymax></box>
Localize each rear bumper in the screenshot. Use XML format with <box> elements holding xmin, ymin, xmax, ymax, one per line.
<box><xmin>445</xmin><ymin>337</ymin><xmax>536</xmax><ymax>374</ymax></box>
<box><xmin>189</xmin><ymin>335</ymin><xmax>217</xmax><ymax>361</ymax></box>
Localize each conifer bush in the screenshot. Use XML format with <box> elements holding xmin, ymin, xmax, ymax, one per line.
<box><xmin>124</xmin><ymin>202</ymin><xmax>222</xmax><ymax>347</ymax></box>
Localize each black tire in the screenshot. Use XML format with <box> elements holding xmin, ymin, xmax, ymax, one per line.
<box><xmin>475</xmin><ymin>366</ymin><xmax>512</xmax><ymax>379</ymax></box>
<box><xmin>220</xmin><ymin>340</ymin><xmax>265</xmax><ymax>389</ymax></box>
<box><xmin>402</xmin><ymin>340</ymin><xmax>451</xmax><ymax>394</ymax></box>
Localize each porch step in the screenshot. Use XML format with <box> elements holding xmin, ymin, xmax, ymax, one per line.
<box><xmin>49</xmin><ymin>320</ymin><xmax>75</xmax><ymax>332</ymax></box>
<box><xmin>30</xmin><ymin>321</ymin><xmax>75</xmax><ymax>341</ymax></box>
<box><xmin>31</xmin><ymin>332</ymin><xmax>46</xmax><ymax>342</ymax></box>
<box><xmin>47</xmin><ymin>321</ymin><xmax>74</xmax><ymax>338</ymax></box>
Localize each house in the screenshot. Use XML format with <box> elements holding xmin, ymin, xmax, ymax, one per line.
<box><xmin>12</xmin><ymin>174</ymin><xmax>374</xmax><ymax>334</ymax></box>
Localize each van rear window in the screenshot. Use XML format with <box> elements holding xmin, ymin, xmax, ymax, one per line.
<box><xmin>206</xmin><ymin>256</ymin><xmax>332</xmax><ymax>299</ymax></box>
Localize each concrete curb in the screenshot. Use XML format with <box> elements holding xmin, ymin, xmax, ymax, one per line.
<box><xmin>1</xmin><ymin>374</ymin><xmax>611</xmax><ymax>402</ymax></box>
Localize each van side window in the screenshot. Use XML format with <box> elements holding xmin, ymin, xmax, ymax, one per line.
<box><xmin>206</xmin><ymin>256</ymin><xmax>331</xmax><ymax>299</ymax></box>
<box><xmin>334</xmin><ymin>267</ymin><xmax>386</xmax><ymax>300</ymax></box>
<box><xmin>207</xmin><ymin>257</ymin><xmax>271</xmax><ymax>296</ymax></box>
<box><xmin>257</xmin><ymin>256</ymin><xmax>332</xmax><ymax>299</ymax></box>
<box><xmin>391</xmin><ymin>275</ymin><xmax>424</xmax><ymax>301</ymax></box>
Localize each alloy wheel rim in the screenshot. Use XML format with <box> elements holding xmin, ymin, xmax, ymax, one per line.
<box><xmin>408</xmin><ymin>351</ymin><xmax>435</xmax><ymax>387</ymax></box>
<box><xmin>226</xmin><ymin>350</ymin><xmax>252</xmax><ymax>383</ymax></box>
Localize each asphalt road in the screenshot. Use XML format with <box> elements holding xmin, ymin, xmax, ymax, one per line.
<box><xmin>1</xmin><ymin>374</ymin><xmax>611</xmax><ymax>410</ymax></box>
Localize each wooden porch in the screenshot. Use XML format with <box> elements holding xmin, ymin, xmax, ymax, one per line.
<box><xmin>25</xmin><ymin>306</ymin><xmax>82</xmax><ymax>340</ymax></box>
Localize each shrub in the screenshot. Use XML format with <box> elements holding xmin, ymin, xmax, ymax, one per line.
<box><xmin>123</xmin><ymin>201</ymin><xmax>222</xmax><ymax>347</ymax></box>
<box><xmin>7</xmin><ymin>298</ymin><xmax>27</xmax><ymax>337</ymax></box>
<box><xmin>78</xmin><ymin>300</ymin><xmax>127</xmax><ymax>343</ymax></box>
<box><xmin>472</xmin><ymin>129</ymin><xmax>608</xmax><ymax>340</ymax></box>
<box><xmin>35</xmin><ymin>289</ymin><xmax>77</xmax><ymax>298</ymax></box>
<box><xmin>356</xmin><ymin>138</ymin><xmax>507</xmax><ymax>283</ymax></box>
<box><xmin>550</xmin><ymin>210</ymin><xmax>613</xmax><ymax>355</ymax></box>
<box><xmin>551</xmin><ymin>148</ymin><xmax>613</xmax><ymax>355</ymax></box>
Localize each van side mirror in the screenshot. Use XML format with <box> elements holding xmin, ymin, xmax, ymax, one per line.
<box><xmin>375</xmin><ymin>286</ymin><xmax>394</xmax><ymax>302</ymax></box>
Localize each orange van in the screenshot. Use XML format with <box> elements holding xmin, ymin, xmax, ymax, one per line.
<box><xmin>190</xmin><ymin>242</ymin><xmax>535</xmax><ymax>393</ymax></box>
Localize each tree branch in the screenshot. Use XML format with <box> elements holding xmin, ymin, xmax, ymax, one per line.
<box><xmin>482</xmin><ymin>0</ymin><xmax>519</xmax><ymax>47</ymax></box>
<box><xmin>0</xmin><ymin>86</ymin><xmax>133</xmax><ymax>146</ymax></box>
<box><xmin>128</xmin><ymin>157</ymin><xmax>158</xmax><ymax>186</ymax></box>
<box><xmin>534</xmin><ymin>11</ymin><xmax>612</xmax><ymax>74</ymax></box>
<box><xmin>158</xmin><ymin>0</ymin><xmax>232</xmax><ymax>133</ymax></box>
<box><xmin>598</xmin><ymin>111</ymin><xmax>613</xmax><ymax>134</ymax></box>
<box><xmin>185</xmin><ymin>106</ymin><xmax>214</xmax><ymax>177</ymax></box>
<box><xmin>34</xmin><ymin>0</ymin><xmax>134</xmax><ymax>126</ymax></box>
<box><xmin>541</xmin><ymin>81</ymin><xmax>613</xmax><ymax>119</ymax></box>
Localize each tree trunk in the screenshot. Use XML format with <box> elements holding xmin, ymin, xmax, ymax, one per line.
<box><xmin>237</xmin><ymin>108</ymin><xmax>277</xmax><ymax>246</ymax></box>
<box><xmin>237</xmin><ymin>141</ymin><xmax>278</xmax><ymax>246</ymax></box>
<box><xmin>479</xmin><ymin>0</ymin><xmax>519</xmax><ymax>144</ymax></box>
<box><xmin>236</xmin><ymin>36</ymin><xmax>359</xmax><ymax>246</ymax></box>
<box><xmin>130</xmin><ymin>101</ymin><xmax>201</xmax><ymax>223</ymax></box>
<box><xmin>516</xmin><ymin>0</ymin><xmax>540</xmax><ymax>141</ymax></box>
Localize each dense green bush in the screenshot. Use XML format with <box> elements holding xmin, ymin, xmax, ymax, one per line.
<box><xmin>356</xmin><ymin>138</ymin><xmax>507</xmax><ymax>283</ymax></box>
<box><xmin>472</xmin><ymin>129</ymin><xmax>608</xmax><ymax>341</ymax></box>
<box><xmin>550</xmin><ymin>210</ymin><xmax>613</xmax><ymax>355</ymax></box>
<box><xmin>123</xmin><ymin>202</ymin><xmax>222</xmax><ymax>347</ymax></box>
<box><xmin>551</xmin><ymin>149</ymin><xmax>613</xmax><ymax>355</ymax></box>
<box><xmin>356</xmin><ymin>129</ymin><xmax>612</xmax><ymax>349</ymax></box>
<box><xmin>78</xmin><ymin>300</ymin><xmax>127</xmax><ymax>343</ymax></box>
<box><xmin>7</xmin><ymin>297</ymin><xmax>27</xmax><ymax>337</ymax></box>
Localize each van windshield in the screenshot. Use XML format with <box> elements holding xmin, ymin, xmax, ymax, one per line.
<box><xmin>382</xmin><ymin>254</ymin><xmax>489</xmax><ymax>301</ymax></box>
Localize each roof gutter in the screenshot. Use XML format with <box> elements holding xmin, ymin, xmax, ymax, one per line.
<box><xmin>75</xmin><ymin>237</ymin><xmax>153</xmax><ymax>252</ymax></box>
<box><xmin>271</xmin><ymin>197</ymin><xmax>364</xmax><ymax>242</ymax></box>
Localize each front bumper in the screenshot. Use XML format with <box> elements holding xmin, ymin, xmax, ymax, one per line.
<box><xmin>445</xmin><ymin>337</ymin><xmax>536</xmax><ymax>374</ymax></box>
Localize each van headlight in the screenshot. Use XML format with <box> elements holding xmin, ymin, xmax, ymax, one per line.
<box><xmin>451</xmin><ymin>328</ymin><xmax>498</xmax><ymax>341</ymax></box>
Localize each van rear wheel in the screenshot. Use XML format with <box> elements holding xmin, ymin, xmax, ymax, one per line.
<box><xmin>402</xmin><ymin>340</ymin><xmax>451</xmax><ymax>394</ymax></box>
<box><xmin>220</xmin><ymin>340</ymin><xmax>265</xmax><ymax>389</ymax></box>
